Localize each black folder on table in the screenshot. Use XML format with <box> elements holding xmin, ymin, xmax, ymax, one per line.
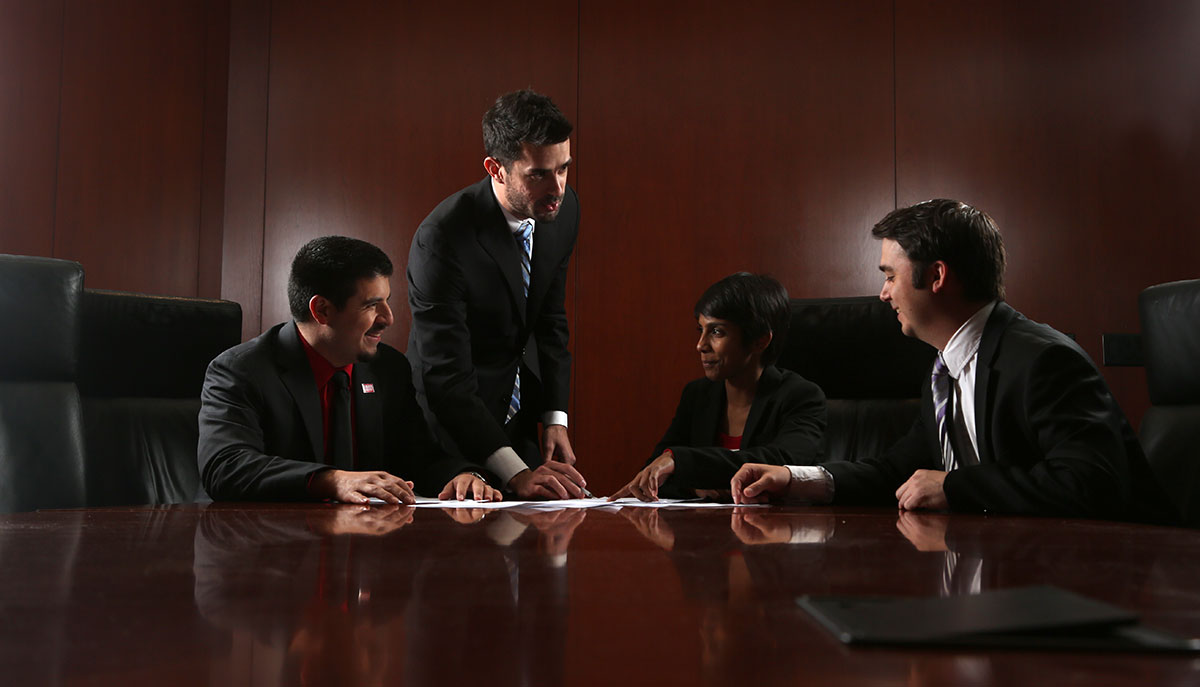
<box><xmin>797</xmin><ymin>585</ymin><xmax>1200</xmax><ymax>652</ymax></box>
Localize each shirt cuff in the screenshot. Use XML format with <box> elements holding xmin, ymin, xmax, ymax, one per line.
<box><xmin>542</xmin><ymin>411</ymin><xmax>568</xmax><ymax>428</ymax></box>
<box><xmin>486</xmin><ymin>446</ymin><xmax>529</xmax><ymax>485</ymax></box>
<box><xmin>785</xmin><ymin>465</ymin><xmax>835</xmax><ymax>504</ymax></box>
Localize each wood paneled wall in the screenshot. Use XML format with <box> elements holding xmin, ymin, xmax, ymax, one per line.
<box><xmin>574</xmin><ymin>0</ymin><xmax>896</xmax><ymax>487</ymax></box>
<box><xmin>256</xmin><ymin>0</ymin><xmax>577</xmax><ymax>339</ymax></box>
<box><xmin>2</xmin><ymin>1</ymin><xmax>1197</xmax><ymax>493</ymax></box>
<box><xmin>0</xmin><ymin>0</ymin><xmax>63</xmax><ymax>258</ymax></box>
<box><xmin>0</xmin><ymin>0</ymin><xmax>227</xmax><ymax>298</ymax></box>
<box><xmin>894</xmin><ymin>0</ymin><xmax>1200</xmax><ymax>454</ymax></box>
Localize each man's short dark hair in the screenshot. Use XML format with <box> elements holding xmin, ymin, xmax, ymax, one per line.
<box><xmin>871</xmin><ymin>199</ymin><xmax>1006</xmax><ymax>302</ymax></box>
<box><xmin>482</xmin><ymin>89</ymin><xmax>573</xmax><ymax>168</ymax></box>
<box><xmin>287</xmin><ymin>236</ymin><xmax>393</xmax><ymax>322</ymax></box>
<box><xmin>694</xmin><ymin>273</ymin><xmax>790</xmax><ymax>366</ymax></box>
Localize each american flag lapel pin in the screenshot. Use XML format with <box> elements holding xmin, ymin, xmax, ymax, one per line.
<box><xmin>361</xmin><ymin>383</ymin><xmax>375</xmax><ymax>394</ymax></box>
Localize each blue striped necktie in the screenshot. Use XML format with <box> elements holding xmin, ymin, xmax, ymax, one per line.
<box><xmin>506</xmin><ymin>220</ymin><xmax>534</xmax><ymax>423</ymax></box>
<box><xmin>932</xmin><ymin>354</ymin><xmax>956</xmax><ymax>471</ymax></box>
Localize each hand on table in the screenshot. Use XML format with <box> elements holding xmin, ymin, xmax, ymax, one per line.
<box><xmin>309</xmin><ymin>469</ymin><xmax>415</xmax><ymax>505</ymax></box>
<box><xmin>730</xmin><ymin>463</ymin><xmax>791</xmax><ymax>504</ymax></box>
<box><xmin>438</xmin><ymin>472</ymin><xmax>503</xmax><ymax>502</ymax></box>
<box><xmin>608</xmin><ymin>452</ymin><xmax>675</xmax><ymax>502</ymax></box>
<box><xmin>541</xmin><ymin>424</ymin><xmax>577</xmax><ymax>465</ymax></box>
<box><xmin>508</xmin><ymin>461</ymin><xmax>589</xmax><ymax>500</ymax></box>
<box><xmin>895</xmin><ymin>469</ymin><xmax>948</xmax><ymax>511</ymax></box>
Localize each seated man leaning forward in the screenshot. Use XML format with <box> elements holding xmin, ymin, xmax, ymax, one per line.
<box><xmin>611</xmin><ymin>273</ymin><xmax>827</xmax><ymax>502</ymax></box>
<box><xmin>199</xmin><ymin>236</ymin><xmax>498</xmax><ymax>504</ymax></box>
<box><xmin>732</xmin><ymin>200</ymin><xmax>1175</xmax><ymax>524</ymax></box>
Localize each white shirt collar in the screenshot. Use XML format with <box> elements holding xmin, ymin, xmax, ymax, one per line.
<box><xmin>491</xmin><ymin>180</ymin><xmax>535</xmax><ymax>235</ymax></box>
<box><xmin>940</xmin><ymin>301</ymin><xmax>997</xmax><ymax>377</ymax></box>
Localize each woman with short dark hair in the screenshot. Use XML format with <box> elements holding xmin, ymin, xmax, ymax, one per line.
<box><xmin>610</xmin><ymin>273</ymin><xmax>827</xmax><ymax>501</ymax></box>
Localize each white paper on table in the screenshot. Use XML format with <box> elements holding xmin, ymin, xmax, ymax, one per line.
<box><xmin>366</xmin><ymin>496</ymin><xmax>525</xmax><ymax>508</ymax></box>
<box><xmin>367</xmin><ymin>496</ymin><xmax>767</xmax><ymax>509</ymax></box>
<box><xmin>600</xmin><ymin>497</ymin><xmax>766</xmax><ymax>509</ymax></box>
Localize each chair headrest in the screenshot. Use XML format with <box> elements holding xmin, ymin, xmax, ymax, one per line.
<box><xmin>1140</xmin><ymin>279</ymin><xmax>1200</xmax><ymax>405</ymax></box>
<box><xmin>78</xmin><ymin>289</ymin><xmax>242</xmax><ymax>398</ymax></box>
<box><xmin>777</xmin><ymin>296</ymin><xmax>936</xmax><ymax>399</ymax></box>
<box><xmin>0</xmin><ymin>255</ymin><xmax>83</xmax><ymax>381</ymax></box>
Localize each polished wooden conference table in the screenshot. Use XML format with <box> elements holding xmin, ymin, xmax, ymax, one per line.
<box><xmin>1</xmin><ymin>501</ymin><xmax>1197</xmax><ymax>686</ymax></box>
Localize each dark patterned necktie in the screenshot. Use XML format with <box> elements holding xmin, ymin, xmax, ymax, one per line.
<box><xmin>329</xmin><ymin>370</ymin><xmax>354</xmax><ymax>470</ymax></box>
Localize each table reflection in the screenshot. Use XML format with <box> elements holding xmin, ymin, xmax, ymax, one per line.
<box><xmin>194</xmin><ymin>505</ymin><xmax>415</xmax><ymax>686</ymax></box>
<box><xmin>606</xmin><ymin>506</ymin><xmax>1194</xmax><ymax>686</ymax></box>
<box><xmin>0</xmin><ymin>502</ymin><xmax>1195</xmax><ymax>687</ymax></box>
<box><xmin>193</xmin><ymin>504</ymin><xmax>581</xmax><ymax>687</ymax></box>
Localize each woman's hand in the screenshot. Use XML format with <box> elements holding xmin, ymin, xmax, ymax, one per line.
<box><xmin>608</xmin><ymin>452</ymin><xmax>676</xmax><ymax>502</ymax></box>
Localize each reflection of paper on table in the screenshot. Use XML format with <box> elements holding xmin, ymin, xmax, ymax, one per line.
<box><xmin>365</xmin><ymin>496</ymin><xmax>526</xmax><ymax>508</ymax></box>
<box><xmin>597</xmin><ymin>498</ymin><xmax>765</xmax><ymax>509</ymax></box>
<box><xmin>367</xmin><ymin>496</ymin><xmax>765</xmax><ymax>509</ymax></box>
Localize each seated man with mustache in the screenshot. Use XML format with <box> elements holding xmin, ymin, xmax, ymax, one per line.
<box><xmin>199</xmin><ymin>235</ymin><xmax>497</xmax><ymax>504</ymax></box>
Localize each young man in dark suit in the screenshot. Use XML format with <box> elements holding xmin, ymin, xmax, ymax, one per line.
<box><xmin>732</xmin><ymin>199</ymin><xmax>1174</xmax><ymax>523</ymax></box>
<box><xmin>406</xmin><ymin>90</ymin><xmax>589</xmax><ymax>500</ymax></box>
<box><xmin>199</xmin><ymin>236</ymin><xmax>496</xmax><ymax>504</ymax></box>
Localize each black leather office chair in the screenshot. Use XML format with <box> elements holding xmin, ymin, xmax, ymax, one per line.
<box><xmin>0</xmin><ymin>255</ymin><xmax>88</xmax><ymax>512</ymax></box>
<box><xmin>1139</xmin><ymin>279</ymin><xmax>1200</xmax><ymax>527</ymax></box>
<box><xmin>777</xmin><ymin>296</ymin><xmax>936</xmax><ymax>463</ymax></box>
<box><xmin>78</xmin><ymin>289</ymin><xmax>241</xmax><ymax>506</ymax></box>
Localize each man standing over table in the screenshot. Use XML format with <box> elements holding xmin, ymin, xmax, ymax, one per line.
<box><xmin>407</xmin><ymin>89</ymin><xmax>589</xmax><ymax>499</ymax></box>
<box><xmin>199</xmin><ymin>236</ymin><xmax>498</xmax><ymax>504</ymax></box>
<box><xmin>732</xmin><ymin>199</ymin><xmax>1174</xmax><ymax>524</ymax></box>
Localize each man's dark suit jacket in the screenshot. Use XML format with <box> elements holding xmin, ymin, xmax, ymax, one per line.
<box><xmin>822</xmin><ymin>302</ymin><xmax>1175</xmax><ymax>524</ymax></box>
<box><xmin>406</xmin><ymin>177</ymin><xmax>578</xmax><ymax>465</ymax></box>
<box><xmin>655</xmin><ymin>366</ymin><xmax>826</xmax><ymax>494</ymax></box>
<box><xmin>198</xmin><ymin>322</ymin><xmax>470</xmax><ymax>500</ymax></box>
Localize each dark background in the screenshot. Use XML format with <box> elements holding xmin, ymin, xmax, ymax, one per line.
<box><xmin>3</xmin><ymin>0</ymin><xmax>1197</xmax><ymax>493</ymax></box>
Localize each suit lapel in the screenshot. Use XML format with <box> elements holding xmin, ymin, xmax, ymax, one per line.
<box><xmin>527</xmin><ymin>216</ymin><xmax>564</xmax><ymax>319</ymax></box>
<box><xmin>973</xmin><ymin>302</ymin><xmax>1018</xmax><ymax>465</ymax></box>
<box><xmin>694</xmin><ymin>381</ymin><xmax>726</xmax><ymax>445</ymax></box>
<box><xmin>473</xmin><ymin>181</ymin><xmax>527</xmax><ymax>326</ymax></box>
<box><xmin>742</xmin><ymin>366</ymin><xmax>781</xmax><ymax>446</ymax></box>
<box><xmin>277</xmin><ymin>323</ymin><xmax>324</xmax><ymax>463</ymax></box>
<box><xmin>921</xmin><ymin>378</ymin><xmax>941</xmax><ymax>460</ymax></box>
<box><xmin>353</xmin><ymin>364</ymin><xmax>383</xmax><ymax>469</ymax></box>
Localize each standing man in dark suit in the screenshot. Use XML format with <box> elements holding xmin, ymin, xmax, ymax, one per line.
<box><xmin>199</xmin><ymin>236</ymin><xmax>497</xmax><ymax>504</ymax></box>
<box><xmin>732</xmin><ymin>199</ymin><xmax>1174</xmax><ymax>523</ymax></box>
<box><xmin>407</xmin><ymin>90</ymin><xmax>589</xmax><ymax>499</ymax></box>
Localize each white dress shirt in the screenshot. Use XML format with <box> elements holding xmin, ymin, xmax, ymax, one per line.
<box><xmin>937</xmin><ymin>300</ymin><xmax>995</xmax><ymax>467</ymax></box>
